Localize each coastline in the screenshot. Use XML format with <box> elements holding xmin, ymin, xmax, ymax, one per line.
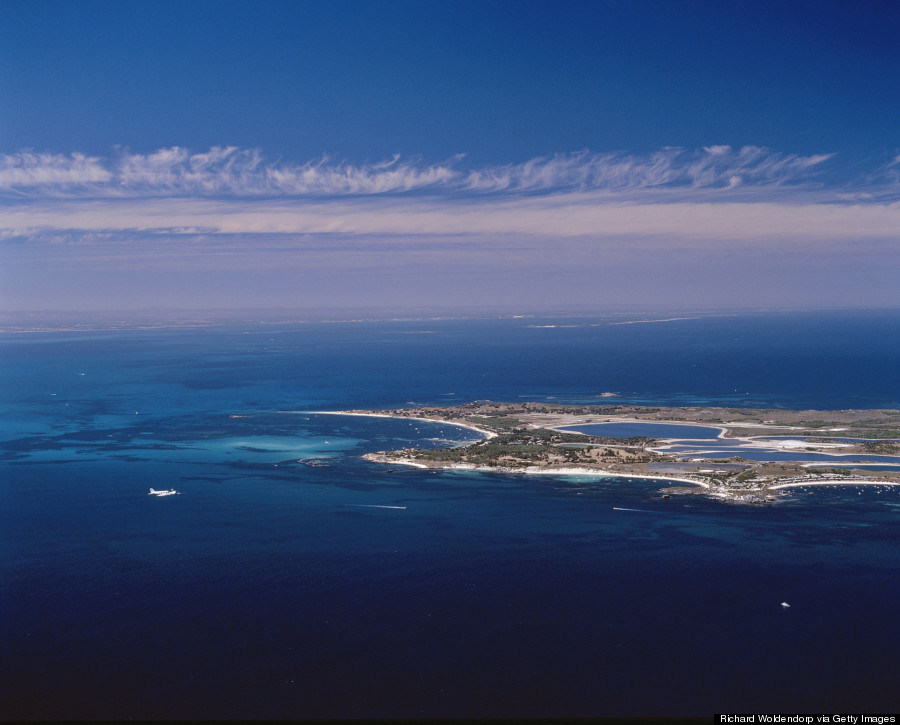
<box><xmin>362</xmin><ymin>453</ymin><xmax>712</xmax><ymax>489</ymax></box>
<box><xmin>303</xmin><ymin>410</ymin><xmax>498</xmax><ymax>440</ymax></box>
<box><xmin>363</xmin><ymin>451</ymin><xmax>900</xmax><ymax>505</ymax></box>
<box><xmin>769</xmin><ymin>479</ymin><xmax>900</xmax><ymax>490</ymax></box>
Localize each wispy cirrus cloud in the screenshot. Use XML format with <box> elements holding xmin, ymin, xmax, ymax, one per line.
<box><xmin>0</xmin><ymin>145</ymin><xmax>844</xmax><ymax>199</ymax></box>
<box><xmin>3</xmin><ymin>144</ymin><xmax>899</xmax><ymax>305</ymax></box>
<box><xmin>0</xmin><ymin>151</ymin><xmax>113</xmax><ymax>189</ymax></box>
<box><xmin>2</xmin><ymin>146</ymin><xmax>898</xmax><ymax>312</ymax></box>
<box><xmin>462</xmin><ymin>146</ymin><xmax>836</xmax><ymax>193</ymax></box>
<box><xmin>0</xmin><ymin>147</ymin><xmax>460</xmax><ymax>197</ymax></box>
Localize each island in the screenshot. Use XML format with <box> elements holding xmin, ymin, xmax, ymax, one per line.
<box><xmin>336</xmin><ymin>402</ymin><xmax>900</xmax><ymax>504</ymax></box>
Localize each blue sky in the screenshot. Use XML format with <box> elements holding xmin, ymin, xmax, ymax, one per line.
<box><xmin>1</xmin><ymin>0</ymin><xmax>898</xmax><ymax>314</ymax></box>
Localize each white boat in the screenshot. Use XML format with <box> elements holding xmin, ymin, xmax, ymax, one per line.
<box><xmin>781</xmin><ymin>601</ymin><xmax>791</xmax><ymax>608</ymax></box>
<box><xmin>149</xmin><ymin>488</ymin><xmax>178</xmax><ymax>496</ymax></box>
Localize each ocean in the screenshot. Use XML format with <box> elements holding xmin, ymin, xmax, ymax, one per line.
<box><xmin>2</xmin><ymin>309</ymin><xmax>900</xmax><ymax>718</ymax></box>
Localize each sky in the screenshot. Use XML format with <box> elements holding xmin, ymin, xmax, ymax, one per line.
<box><xmin>1</xmin><ymin>0</ymin><xmax>898</xmax><ymax>315</ymax></box>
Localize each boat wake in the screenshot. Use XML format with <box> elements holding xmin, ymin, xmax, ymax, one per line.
<box><xmin>347</xmin><ymin>504</ymin><xmax>407</xmax><ymax>510</ymax></box>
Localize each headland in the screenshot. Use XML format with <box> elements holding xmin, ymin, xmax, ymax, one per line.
<box><xmin>339</xmin><ymin>402</ymin><xmax>900</xmax><ymax>504</ymax></box>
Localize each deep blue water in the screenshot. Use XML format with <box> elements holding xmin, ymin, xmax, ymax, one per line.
<box><xmin>3</xmin><ymin>310</ymin><xmax>900</xmax><ymax>718</ymax></box>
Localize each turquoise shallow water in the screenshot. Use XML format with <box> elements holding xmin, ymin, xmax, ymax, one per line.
<box><xmin>3</xmin><ymin>311</ymin><xmax>900</xmax><ymax>718</ymax></box>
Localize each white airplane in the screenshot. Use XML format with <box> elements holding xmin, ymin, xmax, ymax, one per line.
<box><xmin>149</xmin><ymin>488</ymin><xmax>178</xmax><ymax>496</ymax></box>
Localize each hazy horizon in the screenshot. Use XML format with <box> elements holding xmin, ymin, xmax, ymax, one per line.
<box><xmin>4</xmin><ymin>302</ymin><xmax>900</xmax><ymax>334</ymax></box>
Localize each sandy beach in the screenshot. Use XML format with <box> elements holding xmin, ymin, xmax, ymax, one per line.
<box><xmin>769</xmin><ymin>479</ymin><xmax>900</xmax><ymax>490</ymax></box>
<box><xmin>305</xmin><ymin>410</ymin><xmax>498</xmax><ymax>439</ymax></box>
<box><xmin>362</xmin><ymin>454</ymin><xmax>711</xmax><ymax>489</ymax></box>
<box><xmin>520</xmin><ymin>466</ymin><xmax>710</xmax><ymax>488</ymax></box>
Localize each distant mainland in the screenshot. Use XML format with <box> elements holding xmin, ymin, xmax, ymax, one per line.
<box><xmin>330</xmin><ymin>402</ymin><xmax>900</xmax><ymax>504</ymax></box>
